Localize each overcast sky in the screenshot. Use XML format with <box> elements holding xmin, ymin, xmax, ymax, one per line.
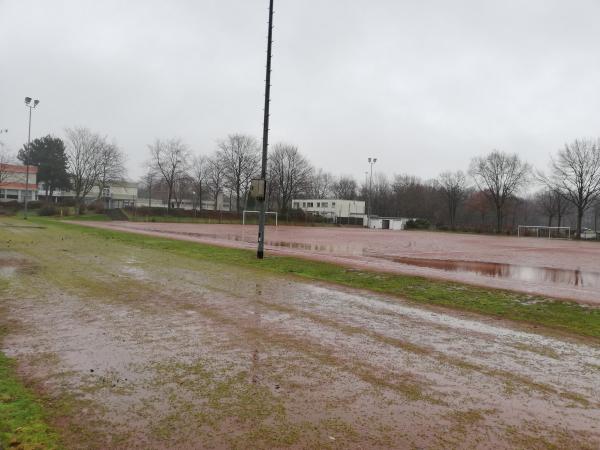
<box><xmin>1</xmin><ymin>0</ymin><xmax>600</xmax><ymax>182</ymax></box>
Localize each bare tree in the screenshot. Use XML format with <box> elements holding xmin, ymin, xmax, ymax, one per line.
<box><xmin>535</xmin><ymin>188</ymin><xmax>571</xmax><ymax>228</ymax></box>
<box><xmin>541</xmin><ymin>139</ymin><xmax>600</xmax><ymax>239</ymax></box>
<box><xmin>438</xmin><ymin>170</ymin><xmax>468</xmax><ymax>230</ymax></box>
<box><xmin>268</xmin><ymin>143</ymin><xmax>313</xmax><ymax>212</ymax></box>
<box><xmin>96</xmin><ymin>141</ymin><xmax>126</xmax><ymax>198</ymax></box>
<box><xmin>308</xmin><ymin>169</ymin><xmax>333</xmax><ymax>199</ymax></box>
<box><xmin>593</xmin><ymin>200</ymin><xmax>600</xmax><ymax>234</ymax></box>
<box><xmin>218</xmin><ymin>134</ymin><xmax>260</xmax><ymax>212</ymax></box>
<box><xmin>469</xmin><ymin>150</ymin><xmax>530</xmax><ymax>233</ymax></box>
<box><xmin>207</xmin><ymin>154</ymin><xmax>226</xmax><ymax>210</ymax></box>
<box><xmin>0</xmin><ymin>144</ymin><xmax>11</xmax><ymax>186</ymax></box>
<box><xmin>332</xmin><ymin>175</ymin><xmax>358</xmax><ymax>200</ymax></box>
<box><xmin>536</xmin><ymin>189</ymin><xmax>557</xmax><ymax>227</ymax></box>
<box><xmin>190</xmin><ymin>155</ymin><xmax>209</xmax><ymax>211</ymax></box>
<box><xmin>149</xmin><ymin>138</ymin><xmax>190</xmax><ymax>213</ymax></box>
<box><xmin>465</xmin><ymin>190</ymin><xmax>492</xmax><ymax>229</ymax></box>
<box><xmin>138</xmin><ymin>162</ymin><xmax>160</xmax><ymax>208</ymax></box>
<box><xmin>66</xmin><ymin>127</ymin><xmax>105</xmax><ymax>214</ymax></box>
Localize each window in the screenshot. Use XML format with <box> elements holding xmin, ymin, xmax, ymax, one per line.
<box><xmin>307</xmin><ymin>202</ymin><xmax>313</xmax><ymax>207</ymax></box>
<box><xmin>317</xmin><ymin>202</ymin><xmax>321</xmax><ymax>207</ymax></box>
<box><xmin>322</xmin><ymin>202</ymin><xmax>328</xmax><ymax>208</ymax></box>
<box><xmin>293</xmin><ymin>202</ymin><xmax>299</xmax><ymax>209</ymax></box>
<box><xmin>102</xmin><ymin>187</ymin><xmax>111</xmax><ymax>197</ymax></box>
<box><xmin>302</xmin><ymin>202</ymin><xmax>306</xmax><ymax>207</ymax></box>
<box><xmin>332</xmin><ymin>202</ymin><xmax>336</xmax><ymax>207</ymax></box>
<box><xmin>6</xmin><ymin>190</ymin><xmax>18</xmax><ymax>200</ymax></box>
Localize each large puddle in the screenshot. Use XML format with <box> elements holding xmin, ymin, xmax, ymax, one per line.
<box><xmin>387</xmin><ymin>257</ymin><xmax>600</xmax><ymax>289</ymax></box>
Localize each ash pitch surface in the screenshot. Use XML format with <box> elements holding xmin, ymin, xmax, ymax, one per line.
<box><xmin>80</xmin><ymin>222</ymin><xmax>600</xmax><ymax>304</ymax></box>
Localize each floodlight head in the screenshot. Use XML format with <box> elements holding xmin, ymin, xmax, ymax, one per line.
<box><xmin>33</xmin><ymin>99</ymin><xmax>40</xmax><ymax>107</ymax></box>
<box><xmin>368</xmin><ymin>157</ymin><xmax>372</xmax><ymax>163</ymax></box>
<box><xmin>374</xmin><ymin>158</ymin><xmax>377</xmax><ymax>163</ymax></box>
<box><xmin>25</xmin><ymin>97</ymin><xmax>32</xmax><ymax>105</ymax></box>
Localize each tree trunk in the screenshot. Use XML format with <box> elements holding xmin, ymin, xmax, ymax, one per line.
<box><xmin>167</xmin><ymin>186</ymin><xmax>173</xmax><ymax>214</ymax></box>
<box><xmin>496</xmin><ymin>206</ymin><xmax>503</xmax><ymax>234</ymax></box>
<box><xmin>576</xmin><ymin>207</ymin><xmax>584</xmax><ymax>240</ymax></box>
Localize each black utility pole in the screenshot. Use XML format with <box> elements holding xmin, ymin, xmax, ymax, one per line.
<box><xmin>257</xmin><ymin>0</ymin><xmax>274</xmax><ymax>259</ymax></box>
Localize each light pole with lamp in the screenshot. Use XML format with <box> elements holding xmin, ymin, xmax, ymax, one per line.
<box><xmin>24</xmin><ymin>97</ymin><xmax>40</xmax><ymax>219</ymax></box>
<box><xmin>367</xmin><ymin>157</ymin><xmax>377</xmax><ymax>229</ymax></box>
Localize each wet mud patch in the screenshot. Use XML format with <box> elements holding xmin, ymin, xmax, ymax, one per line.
<box><xmin>0</xmin><ymin>255</ymin><xmax>37</xmax><ymax>279</ymax></box>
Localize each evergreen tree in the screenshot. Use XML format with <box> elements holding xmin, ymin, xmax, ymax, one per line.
<box><xmin>18</xmin><ymin>135</ymin><xmax>71</xmax><ymax>202</ymax></box>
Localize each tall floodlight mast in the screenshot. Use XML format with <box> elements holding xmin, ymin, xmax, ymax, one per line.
<box><xmin>257</xmin><ymin>0</ymin><xmax>274</xmax><ymax>259</ymax></box>
<box><xmin>24</xmin><ymin>97</ymin><xmax>40</xmax><ymax>219</ymax></box>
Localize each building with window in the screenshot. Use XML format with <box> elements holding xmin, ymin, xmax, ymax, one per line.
<box><xmin>292</xmin><ymin>198</ymin><xmax>365</xmax><ymax>222</ymax></box>
<box><xmin>0</xmin><ymin>164</ymin><xmax>38</xmax><ymax>203</ymax></box>
<box><xmin>38</xmin><ymin>181</ymin><xmax>138</xmax><ymax>209</ymax></box>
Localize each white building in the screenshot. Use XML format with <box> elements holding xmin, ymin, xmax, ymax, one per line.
<box><xmin>39</xmin><ymin>181</ymin><xmax>138</xmax><ymax>209</ymax></box>
<box><xmin>0</xmin><ymin>164</ymin><xmax>38</xmax><ymax>202</ymax></box>
<box><xmin>292</xmin><ymin>199</ymin><xmax>365</xmax><ymax>221</ymax></box>
<box><xmin>137</xmin><ymin>192</ymin><xmax>231</xmax><ymax>211</ymax></box>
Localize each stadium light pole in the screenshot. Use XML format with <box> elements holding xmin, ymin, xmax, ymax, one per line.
<box><xmin>24</xmin><ymin>97</ymin><xmax>40</xmax><ymax>220</ymax></box>
<box><xmin>367</xmin><ymin>157</ymin><xmax>377</xmax><ymax>229</ymax></box>
<box><xmin>257</xmin><ymin>0</ymin><xmax>274</xmax><ymax>259</ymax></box>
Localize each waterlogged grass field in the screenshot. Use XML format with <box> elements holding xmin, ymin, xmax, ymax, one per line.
<box><xmin>1</xmin><ymin>216</ymin><xmax>599</xmax><ymax>449</ymax></box>
<box><xmin>45</xmin><ymin>217</ymin><xmax>600</xmax><ymax>340</ymax></box>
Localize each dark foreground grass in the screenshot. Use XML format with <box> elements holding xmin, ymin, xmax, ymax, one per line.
<box><xmin>35</xmin><ymin>217</ymin><xmax>600</xmax><ymax>341</ymax></box>
<box><xmin>0</xmin><ymin>352</ymin><xmax>60</xmax><ymax>449</ymax></box>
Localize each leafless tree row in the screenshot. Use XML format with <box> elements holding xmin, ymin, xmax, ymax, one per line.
<box><xmin>140</xmin><ymin>132</ymin><xmax>600</xmax><ymax>237</ymax></box>
<box><xmin>144</xmin><ymin>133</ymin><xmax>337</xmax><ymax>214</ymax></box>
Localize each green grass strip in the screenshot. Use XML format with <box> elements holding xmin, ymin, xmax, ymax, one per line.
<box><xmin>0</xmin><ymin>353</ymin><xmax>60</xmax><ymax>449</ymax></box>
<box><xmin>33</xmin><ymin>217</ymin><xmax>600</xmax><ymax>340</ymax></box>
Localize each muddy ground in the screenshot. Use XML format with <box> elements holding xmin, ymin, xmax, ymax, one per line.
<box><xmin>1</xmin><ymin>221</ymin><xmax>600</xmax><ymax>449</ymax></box>
<box><xmin>76</xmin><ymin>222</ymin><xmax>600</xmax><ymax>304</ymax></box>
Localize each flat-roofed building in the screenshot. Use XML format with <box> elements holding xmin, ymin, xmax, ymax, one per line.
<box><xmin>38</xmin><ymin>181</ymin><xmax>138</xmax><ymax>208</ymax></box>
<box><xmin>291</xmin><ymin>198</ymin><xmax>365</xmax><ymax>222</ymax></box>
<box><xmin>0</xmin><ymin>164</ymin><xmax>38</xmax><ymax>202</ymax></box>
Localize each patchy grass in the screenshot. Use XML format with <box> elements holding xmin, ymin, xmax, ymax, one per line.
<box><xmin>28</xmin><ymin>217</ymin><xmax>600</xmax><ymax>341</ymax></box>
<box><xmin>0</xmin><ymin>353</ymin><xmax>61</xmax><ymax>449</ymax></box>
<box><xmin>56</xmin><ymin>213</ymin><xmax>110</xmax><ymax>222</ymax></box>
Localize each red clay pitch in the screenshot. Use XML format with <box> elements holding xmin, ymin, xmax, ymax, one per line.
<box><xmin>78</xmin><ymin>222</ymin><xmax>600</xmax><ymax>304</ymax></box>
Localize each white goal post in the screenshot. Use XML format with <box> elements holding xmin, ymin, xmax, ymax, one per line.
<box><xmin>242</xmin><ymin>210</ymin><xmax>278</xmax><ymax>226</ymax></box>
<box><xmin>517</xmin><ymin>225</ymin><xmax>571</xmax><ymax>239</ymax></box>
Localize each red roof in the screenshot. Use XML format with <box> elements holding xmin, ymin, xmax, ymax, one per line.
<box><xmin>0</xmin><ymin>163</ymin><xmax>38</xmax><ymax>174</ymax></box>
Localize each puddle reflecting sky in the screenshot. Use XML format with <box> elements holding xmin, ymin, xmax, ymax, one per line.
<box><xmin>389</xmin><ymin>257</ymin><xmax>600</xmax><ymax>289</ymax></box>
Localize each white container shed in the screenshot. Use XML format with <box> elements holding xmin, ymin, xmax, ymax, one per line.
<box><xmin>364</xmin><ymin>216</ymin><xmax>411</xmax><ymax>230</ymax></box>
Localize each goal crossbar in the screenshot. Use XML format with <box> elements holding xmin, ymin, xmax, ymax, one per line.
<box><xmin>243</xmin><ymin>210</ymin><xmax>278</xmax><ymax>226</ymax></box>
<box><xmin>517</xmin><ymin>225</ymin><xmax>570</xmax><ymax>239</ymax></box>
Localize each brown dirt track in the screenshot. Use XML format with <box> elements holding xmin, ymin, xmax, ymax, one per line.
<box><xmin>78</xmin><ymin>222</ymin><xmax>600</xmax><ymax>304</ymax></box>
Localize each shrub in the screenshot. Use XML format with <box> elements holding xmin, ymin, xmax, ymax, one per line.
<box><xmin>27</xmin><ymin>200</ymin><xmax>42</xmax><ymax>210</ymax></box>
<box><xmin>87</xmin><ymin>200</ymin><xmax>105</xmax><ymax>213</ymax></box>
<box><xmin>405</xmin><ymin>218</ymin><xmax>431</xmax><ymax>230</ymax></box>
<box><xmin>38</xmin><ymin>205</ymin><xmax>58</xmax><ymax>216</ymax></box>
